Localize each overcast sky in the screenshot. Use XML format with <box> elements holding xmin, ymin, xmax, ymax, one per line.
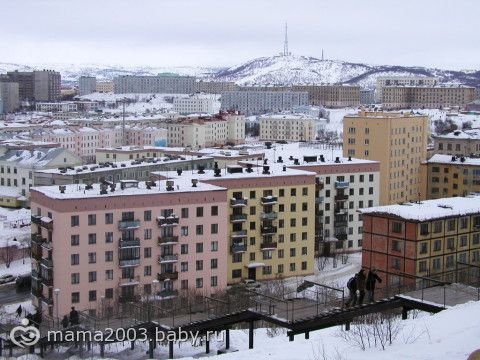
<box><xmin>1</xmin><ymin>0</ymin><xmax>479</xmax><ymax>70</ymax></box>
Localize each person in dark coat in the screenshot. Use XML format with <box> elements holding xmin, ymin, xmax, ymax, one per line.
<box><xmin>345</xmin><ymin>274</ymin><xmax>358</xmax><ymax>307</ymax></box>
<box><xmin>366</xmin><ymin>268</ymin><xmax>382</xmax><ymax>302</ymax></box>
<box><xmin>356</xmin><ymin>269</ymin><xmax>367</xmax><ymax>305</ymax></box>
<box><xmin>16</xmin><ymin>305</ymin><xmax>22</xmax><ymax>318</ymax></box>
<box><xmin>69</xmin><ymin>306</ymin><xmax>79</xmax><ymax>326</ymax></box>
<box><xmin>61</xmin><ymin>315</ymin><xmax>69</xmax><ymax>328</ymax></box>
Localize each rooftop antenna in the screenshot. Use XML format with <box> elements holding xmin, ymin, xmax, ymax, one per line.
<box><xmin>283</xmin><ymin>22</ymin><xmax>289</xmax><ymax>56</ymax></box>
<box><xmin>322</xmin><ymin>49</ymin><xmax>324</xmax><ymax>61</ymax></box>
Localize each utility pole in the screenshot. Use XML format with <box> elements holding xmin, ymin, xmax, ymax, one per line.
<box><xmin>283</xmin><ymin>22</ymin><xmax>289</xmax><ymax>56</ymax></box>
<box><xmin>122</xmin><ymin>99</ymin><xmax>126</xmax><ymax>146</ymax></box>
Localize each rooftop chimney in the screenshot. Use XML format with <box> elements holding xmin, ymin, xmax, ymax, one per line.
<box><xmin>262</xmin><ymin>165</ymin><xmax>270</xmax><ymax>175</ymax></box>
<box><xmin>451</xmin><ymin>156</ymin><xmax>456</xmax><ymax>162</ymax></box>
<box><xmin>246</xmin><ymin>163</ymin><xmax>254</xmax><ymax>173</ymax></box>
<box><xmin>177</xmin><ymin>169</ymin><xmax>183</xmax><ymax>176</ymax></box>
<box><xmin>335</xmin><ymin>157</ymin><xmax>340</xmax><ymax>163</ymax></box>
<box><xmin>198</xmin><ymin>166</ymin><xmax>205</xmax><ymax>174</ymax></box>
<box><xmin>348</xmin><ymin>156</ymin><xmax>352</xmax><ymax>161</ymax></box>
<box><xmin>293</xmin><ymin>158</ymin><xmax>299</xmax><ymax>165</ymax></box>
<box><xmin>214</xmin><ymin>168</ymin><xmax>221</xmax><ymax>177</ymax></box>
<box><xmin>59</xmin><ymin>185</ymin><xmax>66</xmax><ymax>194</ymax></box>
<box><xmin>166</xmin><ymin>180</ymin><xmax>174</xmax><ymax>191</ymax></box>
<box><xmin>191</xmin><ymin>179</ymin><xmax>198</xmax><ymax>187</ymax></box>
<box><xmin>277</xmin><ymin>156</ymin><xmax>283</xmax><ymax>163</ymax></box>
<box><xmin>282</xmin><ymin>165</ymin><xmax>287</xmax><ymax>172</ymax></box>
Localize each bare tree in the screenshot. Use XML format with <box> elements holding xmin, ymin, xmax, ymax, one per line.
<box><xmin>1</xmin><ymin>239</ymin><xmax>13</xmax><ymax>268</ymax></box>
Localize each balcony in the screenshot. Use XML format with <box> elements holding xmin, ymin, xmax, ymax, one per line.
<box><xmin>40</xmin><ymin>217</ymin><xmax>53</xmax><ymax>230</ymax></box>
<box><xmin>315</xmin><ymin>196</ymin><xmax>324</xmax><ymax>204</ymax></box>
<box><xmin>158</xmin><ymin>254</ymin><xmax>178</xmax><ymax>263</ymax></box>
<box><xmin>41</xmin><ymin>277</ymin><xmax>53</xmax><ymax>287</ymax></box>
<box><xmin>261</xmin><ymin>226</ymin><xmax>277</xmax><ymax>235</ymax></box>
<box><xmin>156</xmin><ymin>216</ymin><xmax>179</xmax><ymax>227</ymax></box>
<box><xmin>40</xmin><ymin>258</ymin><xmax>53</xmax><ymax>269</ymax></box>
<box><xmin>31</xmin><ymin>245</ymin><xmax>42</xmax><ymax>261</ymax></box>
<box><xmin>335</xmin><ymin>181</ymin><xmax>350</xmax><ymax>189</ymax></box>
<box><xmin>260</xmin><ymin>212</ymin><xmax>277</xmax><ymax>220</ymax></box>
<box><xmin>334</xmin><ymin>207</ymin><xmax>348</xmax><ymax>215</ymax></box>
<box><xmin>157</xmin><ymin>289</ymin><xmax>178</xmax><ymax>298</ymax></box>
<box><xmin>334</xmin><ymin>219</ymin><xmax>348</xmax><ymax>228</ymax></box>
<box><xmin>31</xmin><ymin>215</ymin><xmax>41</xmax><ymax>225</ymax></box>
<box><xmin>119</xmin><ymin>295</ymin><xmax>139</xmax><ymax>303</ymax></box>
<box><xmin>260</xmin><ymin>242</ymin><xmax>278</xmax><ymax>250</ymax></box>
<box><xmin>261</xmin><ymin>196</ymin><xmax>278</xmax><ymax>205</ymax></box>
<box><xmin>31</xmin><ymin>234</ymin><xmax>44</xmax><ymax>245</ymax></box>
<box><xmin>41</xmin><ymin>241</ymin><xmax>52</xmax><ymax>251</ymax></box>
<box><xmin>119</xmin><ymin>258</ymin><xmax>141</xmax><ymax>267</ymax></box>
<box><xmin>119</xmin><ymin>238</ymin><xmax>141</xmax><ymax>248</ymax></box>
<box><xmin>231</xmin><ymin>230</ymin><xmax>247</xmax><ymax>238</ymax></box>
<box><xmin>315</xmin><ymin>179</ymin><xmax>324</xmax><ymax>190</ymax></box>
<box><xmin>335</xmin><ymin>233</ymin><xmax>348</xmax><ymax>241</ymax></box>
<box><xmin>157</xmin><ymin>271</ymin><xmax>179</xmax><ymax>281</ymax></box>
<box><xmin>119</xmin><ymin>275</ymin><xmax>140</xmax><ymax>287</ymax></box>
<box><xmin>31</xmin><ymin>286</ymin><xmax>42</xmax><ymax>298</ymax></box>
<box><xmin>230</xmin><ymin>198</ymin><xmax>248</xmax><ymax>207</ymax></box>
<box><xmin>230</xmin><ymin>214</ymin><xmax>247</xmax><ymax>222</ymax></box>
<box><xmin>158</xmin><ymin>236</ymin><xmax>179</xmax><ymax>245</ymax></box>
<box><xmin>334</xmin><ymin>194</ymin><xmax>349</xmax><ymax>201</ymax></box>
<box><xmin>41</xmin><ymin>296</ymin><xmax>54</xmax><ymax>306</ymax></box>
<box><xmin>231</xmin><ymin>243</ymin><xmax>247</xmax><ymax>253</ymax></box>
<box><xmin>31</xmin><ymin>269</ymin><xmax>42</xmax><ymax>281</ymax></box>
<box><xmin>118</xmin><ymin>220</ymin><xmax>141</xmax><ymax>230</ymax></box>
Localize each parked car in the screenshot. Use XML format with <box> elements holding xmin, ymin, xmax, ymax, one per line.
<box><xmin>243</xmin><ymin>279</ymin><xmax>261</xmax><ymax>289</ymax></box>
<box><xmin>0</xmin><ymin>274</ymin><xmax>15</xmax><ymax>285</ymax></box>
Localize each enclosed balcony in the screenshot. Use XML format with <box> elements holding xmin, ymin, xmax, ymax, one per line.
<box><xmin>118</xmin><ymin>220</ymin><xmax>141</xmax><ymax>230</ymax></box>
<box><xmin>157</xmin><ymin>271</ymin><xmax>179</xmax><ymax>281</ymax></box>
<box><xmin>334</xmin><ymin>207</ymin><xmax>348</xmax><ymax>215</ymax></box>
<box><xmin>315</xmin><ymin>178</ymin><xmax>324</xmax><ymax>190</ymax></box>
<box><xmin>315</xmin><ymin>196</ymin><xmax>324</xmax><ymax>204</ymax></box>
<box><xmin>31</xmin><ymin>215</ymin><xmax>42</xmax><ymax>225</ymax></box>
<box><xmin>231</xmin><ymin>243</ymin><xmax>247</xmax><ymax>253</ymax></box>
<box><xmin>230</xmin><ymin>198</ymin><xmax>248</xmax><ymax>207</ymax></box>
<box><xmin>31</xmin><ymin>244</ymin><xmax>42</xmax><ymax>261</ymax></box>
<box><xmin>157</xmin><ymin>289</ymin><xmax>178</xmax><ymax>298</ymax></box>
<box><xmin>334</xmin><ymin>194</ymin><xmax>348</xmax><ymax>201</ymax></box>
<box><xmin>40</xmin><ymin>258</ymin><xmax>53</xmax><ymax>269</ymax></box>
<box><xmin>41</xmin><ymin>241</ymin><xmax>52</xmax><ymax>251</ymax></box>
<box><xmin>261</xmin><ymin>196</ymin><xmax>278</xmax><ymax>205</ymax></box>
<box><xmin>261</xmin><ymin>226</ymin><xmax>277</xmax><ymax>235</ymax></box>
<box><xmin>119</xmin><ymin>238</ymin><xmax>141</xmax><ymax>248</ymax></box>
<box><xmin>260</xmin><ymin>212</ymin><xmax>277</xmax><ymax>220</ymax></box>
<box><xmin>230</xmin><ymin>214</ymin><xmax>247</xmax><ymax>223</ymax></box>
<box><xmin>41</xmin><ymin>276</ymin><xmax>53</xmax><ymax>287</ymax></box>
<box><xmin>31</xmin><ymin>234</ymin><xmax>44</xmax><ymax>245</ymax></box>
<box><xmin>41</xmin><ymin>296</ymin><xmax>54</xmax><ymax>306</ymax></box>
<box><xmin>334</xmin><ymin>232</ymin><xmax>348</xmax><ymax>241</ymax></box>
<box><xmin>231</xmin><ymin>230</ymin><xmax>247</xmax><ymax>238</ymax></box>
<box><xmin>156</xmin><ymin>216</ymin><xmax>179</xmax><ymax>227</ymax></box>
<box><xmin>260</xmin><ymin>242</ymin><xmax>278</xmax><ymax>250</ymax></box>
<box><xmin>31</xmin><ymin>269</ymin><xmax>42</xmax><ymax>281</ymax></box>
<box><xmin>119</xmin><ymin>258</ymin><xmax>141</xmax><ymax>267</ymax></box>
<box><xmin>40</xmin><ymin>217</ymin><xmax>53</xmax><ymax>230</ymax></box>
<box><xmin>158</xmin><ymin>236</ymin><xmax>179</xmax><ymax>245</ymax></box>
<box><xmin>334</xmin><ymin>181</ymin><xmax>350</xmax><ymax>189</ymax></box>
<box><xmin>31</xmin><ymin>285</ymin><xmax>43</xmax><ymax>298</ymax></box>
<box><xmin>158</xmin><ymin>254</ymin><xmax>178</xmax><ymax>263</ymax></box>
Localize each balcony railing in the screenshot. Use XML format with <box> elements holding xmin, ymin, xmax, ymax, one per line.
<box><xmin>158</xmin><ymin>254</ymin><xmax>178</xmax><ymax>263</ymax></box>
<box><xmin>231</xmin><ymin>243</ymin><xmax>247</xmax><ymax>253</ymax></box>
<box><xmin>40</xmin><ymin>258</ymin><xmax>53</xmax><ymax>269</ymax></box>
<box><xmin>31</xmin><ymin>234</ymin><xmax>43</xmax><ymax>245</ymax></box>
<box><xmin>334</xmin><ymin>194</ymin><xmax>349</xmax><ymax>201</ymax></box>
<box><xmin>118</xmin><ymin>220</ymin><xmax>141</xmax><ymax>230</ymax></box>
<box><xmin>261</xmin><ymin>226</ymin><xmax>277</xmax><ymax>235</ymax></box>
<box><xmin>31</xmin><ymin>269</ymin><xmax>42</xmax><ymax>280</ymax></box>
<box><xmin>31</xmin><ymin>215</ymin><xmax>41</xmax><ymax>225</ymax></box>
<box><xmin>260</xmin><ymin>242</ymin><xmax>278</xmax><ymax>250</ymax></box>
<box><xmin>158</xmin><ymin>236</ymin><xmax>179</xmax><ymax>245</ymax></box>
<box><xmin>334</xmin><ymin>208</ymin><xmax>348</xmax><ymax>215</ymax></box>
<box><xmin>157</xmin><ymin>289</ymin><xmax>178</xmax><ymax>298</ymax></box>
<box><xmin>41</xmin><ymin>241</ymin><xmax>52</xmax><ymax>251</ymax></box>
<box><xmin>156</xmin><ymin>216</ymin><xmax>179</xmax><ymax>227</ymax></box>
<box><xmin>230</xmin><ymin>214</ymin><xmax>247</xmax><ymax>222</ymax></box>
<box><xmin>334</xmin><ymin>220</ymin><xmax>348</xmax><ymax>228</ymax></box>
<box><xmin>335</xmin><ymin>233</ymin><xmax>348</xmax><ymax>241</ymax></box>
<box><xmin>119</xmin><ymin>258</ymin><xmax>141</xmax><ymax>267</ymax></box>
<box><xmin>315</xmin><ymin>196</ymin><xmax>324</xmax><ymax>204</ymax></box>
<box><xmin>31</xmin><ymin>245</ymin><xmax>42</xmax><ymax>261</ymax></box>
<box><xmin>41</xmin><ymin>277</ymin><xmax>53</xmax><ymax>287</ymax></box>
<box><xmin>261</xmin><ymin>212</ymin><xmax>277</xmax><ymax>220</ymax></box>
<box><xmin>41</xmin><ymin>296</ymin><xmax>54</xmax><ymax>306</ymax></box>
<box><xmin>31</xmin><ymin>286</ymin><xmax>42</xmax><ymax>298</ymax></box>
<box><xmin>230</xmin><ymin>198</ymin><xmax>248</xmax><ymax>207</ymax></box>
<box><xmin>261</xmin><ymin>196</ymin><xmax>278</xmax><ymax>205</ymax></box>
<box><xmin>40</xmin><ymin>217</ymin><xmax>53</xmax><ymax>230</ymax></box>
<box><xmin>335</xmin><ymin>181</ymin><xmax>350</xmax><ymax>189</ymax></box>
<box><xmin>157</xmin><ymin>271</ymin><xmax>179</xmax><ymax>281</ymax></box>
<box><xmin>119</xmin><ymin>238</ymin><xmax>141</xmax><ymax>248</ymax></box>
<box><xmin>231</xmin><ymin>230</ymin><xmax>247</xmax><ymax>238</ymax></box>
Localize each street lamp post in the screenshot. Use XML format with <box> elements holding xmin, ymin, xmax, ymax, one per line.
<box><xmin>53</xmin><ymin>288</ymin><xmax>60</xmax><ymax>327</ymax></box>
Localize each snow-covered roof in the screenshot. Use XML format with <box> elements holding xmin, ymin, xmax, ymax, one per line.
<box><xmin>426</xmin><ymin>154</ymin><xmax>480</xmax><ymax>166</ymax></box>
<box><xmin>359</xmin><ymin>195</ymin><xmax>480</xmax><ymax>221</ymax></box>
<box><xmin>0</xmin><ymin>186</ymin><xmax>21</xmax><ymax>197</ymax></box>
<box><xmin>0</xmin><ymin>148</ymin><xmax>68</xmax><ymax>167</ymax></box>
<box><xmin>259</xmin><ymin>113</ymin><xmax>317</xmax><ymax>121</ymax></box>
<box><xmin>433</xmin><ymin>129</ymin><xmax>480</xmax><ymax>140</ymax></box>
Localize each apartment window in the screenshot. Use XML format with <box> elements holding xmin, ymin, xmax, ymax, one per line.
<box><xmin>289</xmin><ymin>263</ymin><xmax>296</xmax><ymax>272</ymax></box>
<box><xmin>263</xmin><ymin>251</ymin><xmax>273</xmax><ymax>260</ymax></box>
<box><xmin>420</xmin><ymin>223</ymin><xmax>429</xmax><ymax>235</ymax></box>
<box><xmin>196</xmin><ymin>278</ymin><xmax>203</xmax><ymax>288</ymax></box>
<box><xmin>419</xmin><ymin>242</ymin><xmax>428</xmax><ymax>254</ymax></box>
<box><xmin>250</xmin><ymin>191</ymin><xmax>256</xmax><ymax>199</ymax></box>
<box><xmin>88</xmin><ymin>214</ymin><xmax>96</xmax><ymax>226</ymax></box>
<box><xmin>433</xmin><ymin>240</ymin><xmax>442</xmax><ymax>251</ymax></box>
<box><xmin>392</xmin><ymin>258</ymin><xmax>401</xmax><ymax>270</ymax></box>
<box><xmin>71</xmin><ymin>273</ymin><xmax>80</xmax><ymax>284</ymax></box>
<box><xmin>279</xmin><ymin>204</ymin><xmax>284</xmax><ymax>212</ymax></box>
<box><xmin>105</xmin><ymin>270</ymin><xmax>113</xmax><ymax>280</ymax></box>
<box><xmin>232</xmin><ymin>269</ymin><xmax>242</xmax><ymax>278</ymax></box>
<box><xmin>143</xmin><ymin>247</ymin><xmax>151</xmax><ymax>258</ymax></box>
<box><xmin>181</xmin><ymin>244</ymin><xmax>188</xmax><ymax>254</ymax></box>
<box><xmin>181</xmin><ymin>208</ymin><xmax>189</xmax><ymax>218</ymax></box>
<box><xmin>263</xmin><ymin>266</ymin><xmax>272</xmax><ymax>275</ymax></box>
<box><xmin>290</xmin><ymin>248</ymin><xmax>296</xmax><ymax>257</ymax></box>
<box><xmin>290</xmin><ymin>203</ymin><xmax>296</xmax><ymax>212</ymax></box>
<box><xmin>250</xmin><ymin>206</ymin><xmax>256</xmax><ymax>215</ymax></box>
<box><xmin>88</xmin><ymin>233</ymin><xmax>96</xmax><ymax>245</ymax></box>
<box><xmin>89</xmin><ymin>290</ymin><xmax>97</xmax><ymax>302</ymax></box>
<box><xmin>181</xmin><ymin>226</ymin><xmax>188</xmax><ymax>236</ymax></box>
<box><xmin>105</xmin><ymin>213</ymin><xmax>113</xmax><ymax>224</ymax></box>
<box><xmin>211</xmin><ymin>276</ymin><xmax>218</xmax><ymax>287</ymax></box>
<box><xmin>105</xmin><ymin>251</ymin><xmax>113</xmax><ymax>262</ymax></box>
<box><xmin>460</xmin><ymin>235</ymin><xmax>468</xmax><ymax>247</ymax></box>
<box><xmin>71</xmin><ymin>235</ymin><xmax>79</xmax><ymax>246</ymax></box>
<box><xmin>419</xmin><ymin>261</ymin><xmax>427</xmax><ymax>273</ymax></box>
<box><xmin>391</xmin><ymin>240</ymin><xmax>401</xmax><ymax>252</ymax></box>
<box><xmin>460</xmin><ymin>217</ymin><xmax>468</xmax><ymax>229</ymax></box>
<box><xmin>447</xmin><ymin>219</ymin><xmax>456</xmax><ymax>231</ymax></box>
<box><xmin>88</xmin><ymin>271</ymin><xmax>97</xmax><ymax>283</ymax></box>
<box><xmin>71</xmin><ymin>292</ymin><xmax>80</xmax><ymax>304</ymax></box>
<box><xmin>302</xmin><ymin>202</ymin><xmax>308</xmax><ymax>211</ymax></box>
<box><xmin>71</xmin><ymin>254</ymin><xmax>79</xmax><ymax>265</ymax></box>
<box><xmin>105</xmin><ymin>232</ymin><xmax>113</xmax><ymax>243</ymax></box>
<box><xmin>369</xmin><ymin>174</ymin><xmax>374</xmax><ymax>182</ymax></box>
<box><xmin>144</xmin><ymin>266</ymin><xmax>152</xmax><ymax>276</ymax></box>
<box><xmin>211</xmin><ymin>206</ymin><xmax>218</xmax><ymax>216</ymax></box>
<box><xmin>196</xmin><ymin>225</ymin><xmax>203</xmax><ymax>235</ymax></box>
<box><xmin>447</xmin><ymin>238</ymin><xmax>455</xmax><ymax>250</ymax></box>
<box><xmin>196</xmin><ymin>207</ymin><xmax>203</xmax><ymax>217</ymax></box>
<box><xmin>392</xmin><ymin>221</ymin><xmax>402</xmax><ymax>233</ymax></box>
<box><xmin>144</xmin><ymin>210</ymin><xmax>152</xmax><ymax>221</ymax></box>
<box><xmin>290</xmin><ymin>233</ymin><xmax>296</xmax><ymax>242</ymax></box>
<box><xmin>290</xmin><ymin>219</ymin><xmax>296</xmax><ymax>227</ymax></box>
<box><xmin>71</xmin><ymin>215</ymin><xmax>79</xmax><ymax>227</ymax></box>
<box><xmin>88</xmin><ymin>252</ymin><xmax>96</xmax><ymax>264</ymax></box>
<box><xmin>180</xmin><ymin>262</ymin><xmax>188</xmax><ymax>272</ymax></box>
<box><xmin>446</xmin><ymin>255</ymin><xmax>454</xmax><ymax>268</ymax></box>
<box><xmin>211</xmin><ymin>223</ymin><xmax>218</xmax><ymax>234</ymax></box>
<box><xmin>211</xmin><ymin>241</ymin><xmax>218</xmax><ymax>252</ymax></box>
<box><xmin>291</xmin><ymin>188</ymin><xmax>297</xmax><ymax>196</ymax></box>
<box><xmin>211</xmin><ymin>258</ymin><xmax>218</xmax><ymax>269</ymax></box>
<box><xmin>473</xmin><ymin>233</ymin><xmax>480</xmax><ymax>245</ymax></box>
<box><xmin>196</xmin><ymin>243</ymin><xmax>203</xmax><ymax>253</ymax></box>
<box><xmin>302</xmin><ymin>187</ymin><xmax>308</xmax><ymax>196</ymax></box>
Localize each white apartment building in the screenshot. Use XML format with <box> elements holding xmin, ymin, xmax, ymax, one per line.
<box><xmin>259</xmin><ymin>114</ymin><xmax>316</xmax><ymax>142</ymax></box>
<box><xmin>166</xmin><ymin>113</ymin><xmax>245</xmax><ymax>148</ymax></box>
<box><xmin>36</xmin><ymin>102</ymin><xmax>78</xmax><ymax>112</ymax></box>
<box><xmin>78</xmin><ymin>76</ymin><xmax>97</xmax><ymax>96</ymax></box>
<box><xmin>0</xmin><ymin>147</ymin><xmax>82</xmax><ymax>198</ymax></box>
<box><xmin>173</xmin><ymin>94</ymin><xmax>221</xmax><ymax>115</ymax></box>
<box><xmin>375</xmin><ymin>76</ymin><xmax>439</xmax><ymax>103</ymax></box>
<box><xmin>96</xmin><ymin>81</ymin><xmax>114</xmax><ymax>93</ymax></box>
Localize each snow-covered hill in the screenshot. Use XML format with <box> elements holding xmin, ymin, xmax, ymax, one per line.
<box><xmin>1</xmin><ymin>55</ymin><xmax>479</xmax><ymax>88</ymax></box>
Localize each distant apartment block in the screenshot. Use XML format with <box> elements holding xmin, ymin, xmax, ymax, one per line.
<box><xmin>113</xmin><ymin>74</ymin><xmax>196</xmax><ymax>94</ymax></box>
<box><xmin>166</xmin><ymin>112</ymin><xmax>245</xmax><ymax>148</ymax></box>
<box><xmin>423</xmin><ymin>154</ymin><xmax>480</xmax><ymax>199</ymax></box>
<box><xmin>360</xmin><ymin>196</ymin><xmax>480</xmax><ymax>278</ymax></box>
<box><xmin>433</xmin><ymin>129</ymin><xmax>480</xmax><ymax>156</ymax></box>
<box><xmin>375</xmin><ymin>76</ymin><xmax>439</xmax><ymax>103</ymax></box>
<box><xmin>3</xmin><ymin>70</ymin><xmax>61</xmax><ymax>102</ymax></box>
<box><xmin>381</xmin><ymin>85</ymin><xmax>476</xmax><ymax>110</ymax></box>
<box><xmin>259</xmin><ymin>114</ymin><xmax>316</xmax><ymax>141</ymax></box>
<box><xmin>360</xmin><ymin>89</ymin><xmax>375</xmax><ymax>105</ymax></box>
<box><xmin>0</xmin><ymin>82</ymin><xmax>20</xmax><ymax>113</ymax></box>
<box><xmin>343</xmin><ymin>111</ymin><xmax>429</xmax><ymax>205</ymax></box>
<box><xmin>195</xmin><ymin>80</ymin><xmax>238</xmax><ymax>93</ymax></box>
<box><xmin>78</xmin><ymin>76</ymin><xmax>97</xmax><ymax>96</ymax></box>
<box><xmin>173</xmin><ymin>94</ymin><xmax>221</xmax><ymax>115</ymax></box>
<box><xmin>36</xmin><ymin>102</ymin><xmax>78</xmax><ymax>112</ymax></box>
<box><xmin>96</xmin><ymin>81</ymin><xmax>114</xmax><ymax>93</ymax></box>
<box><xmin>292</xmin><ymin>85</ymin><xmax>361</xmax><ymax>108</ymax></box>
<box><xmin>220</xmin><ymin>90</ymin><xmax>308</xmax><ymax>116</ymax></box>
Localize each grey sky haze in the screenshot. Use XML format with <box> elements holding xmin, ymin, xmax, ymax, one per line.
<box><xmin>1</xmin><ymin>0</ymin><xmax>478</xmax><ymax>70</ymax></box>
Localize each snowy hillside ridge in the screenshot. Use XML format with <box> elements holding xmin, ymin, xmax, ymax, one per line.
<box><xmin>1</xmin><ymin>55</ymin><xmax>479</xmax><ymax>88</ymax></box>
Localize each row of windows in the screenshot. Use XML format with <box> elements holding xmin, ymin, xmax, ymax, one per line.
<box><xmin>231</xmin><ymin>261</ymin><xmax>308</xmax><ymax>278</ymax></box>
<box><xmin>232</xmin><ymin>247</ymin><xmax>309</xmax><ymax>262</ymax></box>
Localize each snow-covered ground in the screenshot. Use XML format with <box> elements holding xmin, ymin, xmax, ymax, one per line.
<box><xmin>0</xmin><ymin>207</ymin><xmax>31</xmax><ymax>248</ymax></box>
<box><xmin>0</xmin><ymin>258</ymin><xmax>31</xmax><ymax>277</ymax></box>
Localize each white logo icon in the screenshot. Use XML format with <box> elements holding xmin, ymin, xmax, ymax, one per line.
<box><xmin>10</xmin><ymin>318</ymin><xmax>41</xmax><ymax>348</ymax></box>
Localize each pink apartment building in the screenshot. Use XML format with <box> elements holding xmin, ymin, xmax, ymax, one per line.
<box><xmin>30</xmin><ymin>178</ymin><xmax>228</xmax><ymax>318</ymax></box>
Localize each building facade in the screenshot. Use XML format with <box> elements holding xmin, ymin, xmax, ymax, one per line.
<box><xmin>173</xmin><ymin>94</ymin><xmax>221</xmax><ymax>115</ymax></box>
<box><xmin>360</xmin><ymin>89</ymin><xmax>375</xmax><ymax>105</ymax></box>
<box><xmin>96</xmin><ymin>81</ymin><xmax>114</xmax><ymax>93</ymax></box>
<box><xmin>114</xmin><ymin>74</ymin><xmax>196</xmax><ymax>94</ymax></box>
<box><xmin>35</xmin><ymin>102</ymin><xmax>78</xmax><ymax>112</ymax></box>
<box><xmin>0</xmin><ymin>82</ymin><xmax>20</xmax><ymax>113</ymax></box>
<box><xmin>259</xmin><ymin>114</ymin><xmax>316</xmax><ymax>141</ymax></box>
<box><xmin>433</xmin><ymin>129</ymin><xmax>480</xmax><ymax>156</ymax></box>
<box><xmin>195</xmin><ymin>81</ymin><xmax>238</xmax><ymax>93</ymax></box>
<box><xmin>343</xmin><ymin>111</ymin><xmax>429</xmax><ymax>205</ymax></box>
<box><xmin>292</xmin><ymin>85</ymin><xmax>361</xmax><ymax>108</ymax></box>
<box><xmin>79</xmin><ymin>76</ymin><xmax>97</xmax><ymax>96</ymax></box>
<box><xmin>360</xmin><ymin>196</ymin><xmax>480</xmax><ymax>280</ymax></box>
<box><xmin>375</xmin><ymin>76</ymin><xmax>439</xmax><ymax>103</ymax></box>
